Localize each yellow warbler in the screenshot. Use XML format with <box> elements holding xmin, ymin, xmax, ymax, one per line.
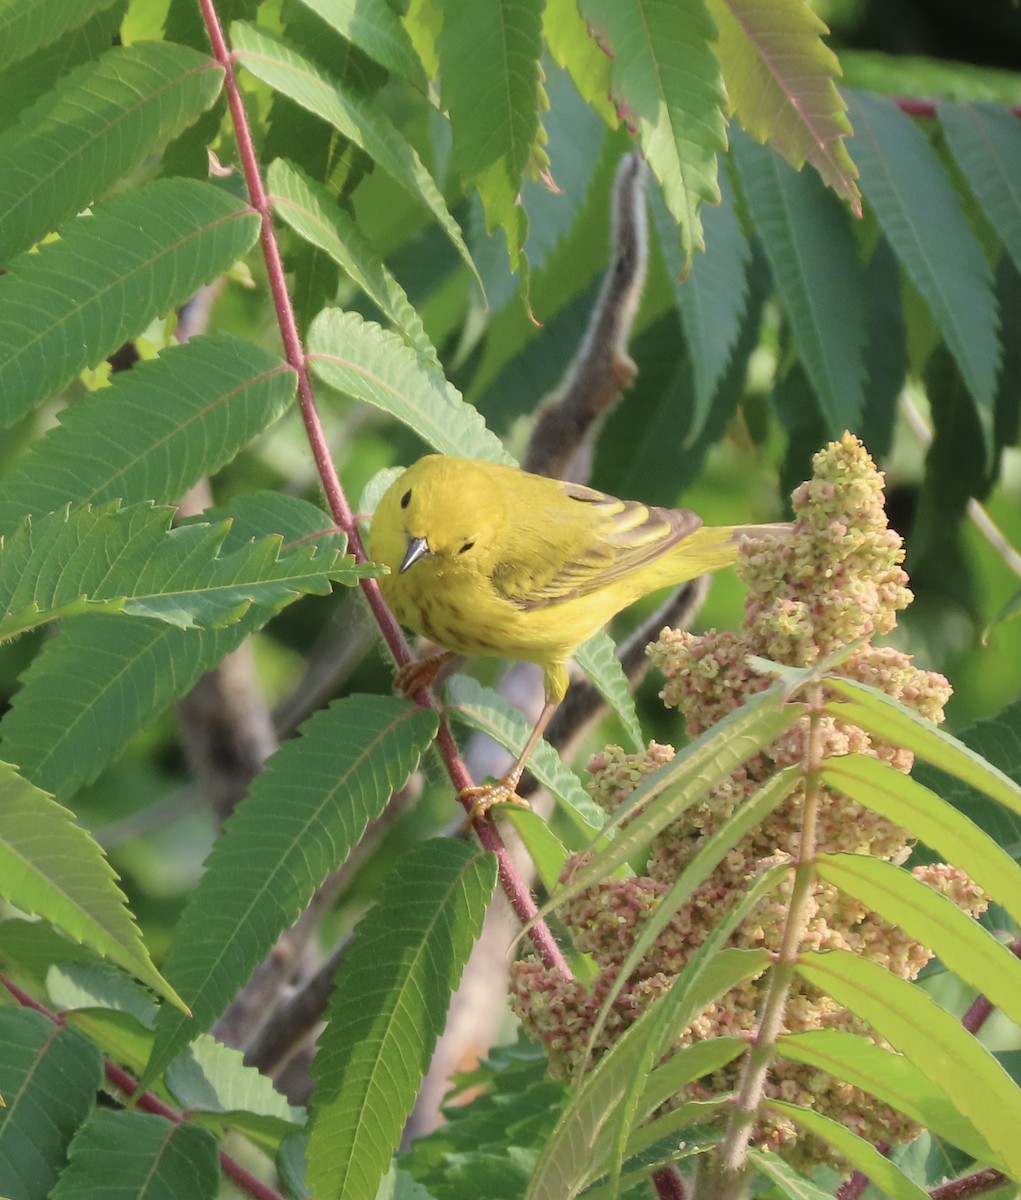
<box><xmin>371</xmin><ymin>455</ymin><xmax>784</xmax><ymax>816</ymax></box>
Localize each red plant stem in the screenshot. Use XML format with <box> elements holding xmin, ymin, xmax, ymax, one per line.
<box><xmin>195</xmin><ymin>0</ymin><xmax>569</xmax><ymax>977</ymax></box>
<box><xmin>651</xmin><ymin>1165</ymin><xmax>688</xmax><ymax>1199</ymax></box>
<box><xmin>1</xmin><ymin>975</ymin><xmax>286</xmax><ymax>1200</ymax></box>
<box><xmin>963</xmin><ymin>938</ymin><xmax>1021</xmax><ymax>1034</ymax></box>
<box><xmin>894</xmin><ymin>95</ymin><xmax>1021</xmax><ymax>119</ymax></box>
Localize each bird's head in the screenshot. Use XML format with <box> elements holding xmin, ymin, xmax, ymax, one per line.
<box><xmin>371</xmin><ymin>455</ymin><xmax>506</xmax><ymax>578</ymax></box>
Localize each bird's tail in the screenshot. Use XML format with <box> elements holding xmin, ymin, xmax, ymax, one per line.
<box><xmin>680</xmin><ymin>521</ymin><xmax>793</xmax><ymax>574</ymax></box>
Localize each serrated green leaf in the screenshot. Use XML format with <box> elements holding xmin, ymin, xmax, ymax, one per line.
<box><xmin>0</xmin><ymin>502</ymin><xmax>366</xmax><ymax>641</ymax></box>
<box><xmin>439</xmin><ymin>0</ymin><xmax>543</xmax><ymax>268</ymax></box>
<box><xmin>0</xmin><ymin>8</ymin><xmax>121</xmax><ymax>135</ymax></box>
<box><xmin>231</xmin><ymin>21</ymin><xmax>481</xmax><ymax>294</ymax></box>
<box><xmin>579</xmin><ymin>0</ymin><xmax>727</xmax><ymax>273</ymax></box>
<box><xmin>538</xmin><ymin>685</ymin><xmax>801</xmax><ymax>918</ymax></box>
<box><xmin>293</xmin><ymin>0</ymin><xmax>427</xmax><ymax>87</ymax></box>
<box><xmin>308</xmin><ymin>838</ymin><xmax>497</xmax><ymax>1200</ymax></box>
<box><xmin>267</xmin><ymin>158</ymin><xmax>437</xmax><ymax>365</ymax></box>
<box><xmin>142</xmin><ymin>695</ymin><xmax>439</xmax><ymax>1090</ymax></box>
<box><xmin>653</xmin><ymin>169</ymin><xmax>751</xmax><ymax>441</ymax></box>
<box><xmin>443</xmin><ymin>675</ymin><xmax>604</xmax><ymax>834</ymax></box>
<box><xmin>0</xmin><ymin>496</ymin><xmax>344</xmax><ymax>802</ymax></box>
<box><xmin>0</xmin><ymin>42</ymin><xmax>223</xmax><ymax>265</ymax></box>
<box><xmin>815</xmin><ymin>853</ymin><xmax>1021</xmax><ymax>1030</ymax></box>
<box><xmin>0</xmin><ymin>179</ymin><xmax>260</xmax><ymax>428</ymax></box>
<box><xmin>50</xmin><ymin>1111</ymin><xmax>220</xmax><ymax>1200</ymax></box>
<box><xmin>573</xmin><ymin>631</ymin><xmax>644</xmax><ymax>753</ymax></box>
<box><xmin>777</xmin><ymin>1028</ymin><xmax>1006</xmax><ymax>1168</ymax></box>
<box><xmin>47</xmin><ymin>962</ymin><xmax>158</xmax><ymax>1030</ymax></box>
<box><xmin>732</xmin><ymin>129</ymin><xmax>867</xmax><ymax>433</ymax></box>
<box><xmin>543</xmin><ymin>0</ymin><xmax>617</xmax><ymax>128</ymax></box>
<box><xmin>0</xmin><ymin>1008</ymin><xmax>103</xmax><ymax>1200</ymax></box>
<box><xmin>844</xmin><ymin>89</ymin><xmax>1000</xmax><ymax>448</ymax></box>
<box><xmin>0</xmin><ymin>0</ymin><xmax>119</xmax><ymax>73</ymax></box>
<box><xmin>823</xmin><ymin>675</ymin><xmax>1021</xmax><ymax>817</ymax></box>
<box><xmin>308</xmin><ymin>307</ymin><xmax>512</xmax><ymax>461</ymax></box>
<box><xmin>166</xmin><ymin>1035</ymin><xmax>304</xmax><ymax>1146</ymax></box>
<box><xmin>940</xmin><ymin>101</ymin><xmax>1021</xmax><ymax>278</ymax></box>
<box><xmin>0</xmin><ymin>760</ymin><xmax>186</xmax><ymax>1011</ymax></box>
<box><xmin>822</xmin><ymin>754</ymin><xmax>1021</xmax><ymax>932</ymax></box>
<box><xmin>0</xmin><ymin>335</ymin><xmax>296</xmax><ymax>535</ymax></box>
<box><xmin>707</xmin><ymin>0</ymin><xmax>859</xmax><ymax>211</ymax></box>
<box><xmin>796</xmin><ymin>949</ymin><xmax>1021</xmax><ymax>1182</ymax></box>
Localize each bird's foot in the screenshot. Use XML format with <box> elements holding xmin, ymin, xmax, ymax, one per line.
<box><xmin>393</xmin><ymin>649</ymin><xmax>456</xmax><ymax>698</ymax></box>
<box><xmin>458</xmin><ymin>780</ymin><xmax>531</xmax><ymax>826</ymax></box>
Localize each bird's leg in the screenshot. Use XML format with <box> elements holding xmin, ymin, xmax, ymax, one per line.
<box><xmin>460</xmin><ymin>699</ymin><xmax>559</xmax><ymax>824</ymax></box>
<box><xmin>393</xmin><ymin>648</ymin><xmax>457</xmax><ymax>698</ymax></box>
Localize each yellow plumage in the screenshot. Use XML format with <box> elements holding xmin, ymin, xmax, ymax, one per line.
<box><xmin>370</xmin><ymin>454</ymin><xmax>781</xmax><ymax>817</ymax></box>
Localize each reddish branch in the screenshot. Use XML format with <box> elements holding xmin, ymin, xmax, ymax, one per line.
<box><xmin>195</xmin><ymin>0</ymin><xmax>569</xmax><ymax>977</ymax></box>
<box><xmin>1</xmin><ymin>975</ymin><xmax>285</xmax><ymax>1200</ymax></box>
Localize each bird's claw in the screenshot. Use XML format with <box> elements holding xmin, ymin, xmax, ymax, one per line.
<box><xmin>393</xmin><ymin>649</ymin><xmax>455</xmax><ymax>698</ymax></box>
<box><xmin>459</xmin><ymin>781</ymin><xmax>531</xmax><ymax>827</ymax></box>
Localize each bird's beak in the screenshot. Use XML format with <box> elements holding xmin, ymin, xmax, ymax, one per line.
<box><xmin>399</xmin><ymin>535</ymin><xmax>431</xmax><ymax>574</ymax></box>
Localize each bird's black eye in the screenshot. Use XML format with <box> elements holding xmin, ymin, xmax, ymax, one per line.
<box><xmin>458</xmin><ymin>541</ymin><xmax>475</xmax><ymax>555</ymax></box>
<box><xmin>400</xmin><ymin>489</ymin><xmax>412</xmax><ymax>509</ymax></box>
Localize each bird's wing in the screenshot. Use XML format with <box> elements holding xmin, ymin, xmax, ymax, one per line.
<box><xmin>491</xmin><ymin>480</ymin><xmax>703</xmax><ymax>609</ymax></box>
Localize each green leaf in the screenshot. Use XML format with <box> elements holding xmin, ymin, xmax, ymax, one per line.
<box><xmin>579</xmin><ymin>0</ymin><xmax>727</xmax><ymax>273</ymax></box>
<box><xmin>653</xmin><ymin>169</ymin><xmax>751</xmax><ymax>441</ymax></box>
<box><xmin>0</xmin><ymin>1008</ymin><xmax>103</xmax><ymax>1200</ymax></box>
<box><xmin>0</xmin><ymin>760</ymin><xmax>186</xmax><ymax>1011</ymax></box>
<box><xmin>0</xmin><ymin>502</ymin><xmax>365</xmax><ymax>641</ymax></box>
<box><xmin>910</xmin><ymin>697</ymin><xmax>1021</xmax><ymax>855</ymax></box>
<box><xmin>584</xmin><ymin>766</ymin><xmax>799</xmax><ymax>1075</ymax></box>
<box><xmin>706</xmin><ymin>0</ymin><xmax>859</xmax><ymax>211</ymax></box>
<box><xmin>308</xmin><ymin>307</ymin><xmax>512</xmax><ymax>461</ymax></box>
<box><xmin>940</xmin><ymin>101</ymin><xmax>1021</xmax><ymax>278</ymax></box>
<box><xmin>443</xmin><ymin>675</ymin><xmax>604</xmax><ymax>834</ymax></box>
<box><xmin>165</xmin><ymin>1036</ymin><xmax>304</xmax><ymax>1147</ymax></box>
<box><xmin>539</xmin><ymin>685</ymin><xmax>802</xmax><ymax>917</ymax></box>
<box><xmin>823</xmin><ymin>676</ymin><xmax>1021</xmax><ymax>817</ymax></box>
<box><xmin>496</xmin><ymin>807</ymin><xmax>572</xmax><ymax>894</ymax></box>
<box><xmin>639</xmin><ymin>1037</ymin><xmax>746</xmax><ymax>1115</ymax></box>
<box><xmin>0</xmin><ymin>0</ymin><xmax>119</xmax><ymax>73</ymax></box>
<box><xmin>526</xmin><ymin>923</ymin><xmax>772</xmax><ymax>1200</ymax></box>
<box><xmin>777</xmin><ymin>1028</ymin><xmax>1006</xmax><ymax>1168</ymax></box>
<box><xmin>843</xmin><ymin>89</ymin><xmax>1000</xmax><ymax>448</ymax></box>
<box><xmin>50</xmin><ymin>1111</ymin><xmax>220</xmax><ymax>1200</ymax></box>
<box><xmin>293</xmin><ymin>0</ymin><xmax>427</xmax><ymax>87</ymax></box>
<box><xmin>307</xmin><ymin>839</ymin><xmax>496</xmax><ymax>1200</ymax></box>
<box><xmin>0</xmin><ymin>8</ymin><xmax>118</xmax><ymax>135</ymax></box>
<box><xmin>796</xmin><ymin>948</ymin><xmax>1021</xmax><ymax>1181</ymax></box>
<box><xmin>0</xmin><ymin>496</ymin><xmax>343</xmax><ymax>802</ymax></box>
<box><xmin>815</xmin><ymin>853</ymin><xmax>1021</xmax><ymax>1030</ymax></box>
<box><xmin>0</xmin><ymin>42</ymin><xmax>223</xmax><ymax>265</ymax></box>
<box><xmin>0</xmin><ymin>335</ymin><xmax>296</xmax><ymax>534</ymax></box>
<box><xmin>821</xmin><ymin>754</ymin><xmax>1021</xmax><ymax>932</ymax></box>
<box><xmin>748</xmin><ymin>1148</ymin><xmax>855</xmax><ymax>1200</ymax></box>
<box><xmin>574</xmin><ymin>630</ymin><xmax>645</xmax><ymax>753</ymax></box>
<box><xmin>142</xmin><ymin>695</ymin><xmax>439</xmax><ymax>1090</ymax></box>
<box><xmin>0</xmin><ymin>179</ymin><xmax>260</xmax><ymax>429</ymax></box>
<box><xmin>731</xmin><ymin>129</ymin><xmax>868</xmax><ymax>433</ymax></box>
<box><xmin>231</xmin><ymin>21</ymin><xmax>481</xmax><ymax>293</ymax></box>
<box><xmin>439</xmin><ymin>0</ymin><xmax>543</xmax><ymax>268</ymax></box>
<box><xmin>267</xmin><ymin>158</ymin><xmax>438</xmax><ymax>364</ymax></box>
<box><xmin>543</xmin><ymin>0</ymin><xmax>617</xmax><ymax>128</ymax></box>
